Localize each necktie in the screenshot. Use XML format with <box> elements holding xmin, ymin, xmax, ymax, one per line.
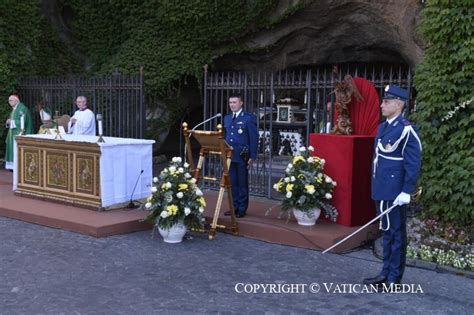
<box><xmin>232</xmin><ymin>113</ymin><xmax>236</xmax><ymax>122</ymax></box>
<box><xmin>382</xmin><ymin>121</ymin><xmax>389</xmax><ymax>132</ymax></box>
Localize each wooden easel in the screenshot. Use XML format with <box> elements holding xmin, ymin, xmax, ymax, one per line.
<box><xmin>182</xmin><ymin>122</ymin><xmax>238</xmax><ymax>240</ymax></box>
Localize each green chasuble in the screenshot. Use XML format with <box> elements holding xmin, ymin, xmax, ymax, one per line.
<box><xmin>4</xmin><ymin>102</ymin><xmax>33</xmax><ymax>169</ymax></box>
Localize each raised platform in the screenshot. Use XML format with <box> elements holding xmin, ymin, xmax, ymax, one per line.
<box><xmin>0</xmin><ymin>170</ymin><xmax>151</xmax><ymax>237</ymax></box>
<box><xmin>0</xmin><ymin>170</ymin><xmax>379</xmax><ymax>252</ymax></box>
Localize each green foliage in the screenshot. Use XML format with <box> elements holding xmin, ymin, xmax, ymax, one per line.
<box><xmin>0</xmin><ymin>1</ymin><xmax>304</xmax><ymax>150</ymax></box>
<box><xmin>412</xmin><ymin>1</ymin><xmax>474</xmax><ymax>228</ymax></box>
<box><xmin>64</xmin><ymin>0</ymin><xmax>303</xmax><ymax>144</ymax></box>
<box><xmin>66</xmin><ymin>0</ymin><xmax>280</xmax><ymax>95</ymax></box>
<box><xmin>0</xmin><ymin>0</ymin><xmax>79</xmax><ymax>151</ymax></box>
<box><xmin>0</xmin><ymin>1</ymin><xmax>40</xmax><ymax>145</ymax></box>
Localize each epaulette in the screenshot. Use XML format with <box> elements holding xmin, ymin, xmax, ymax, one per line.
<box><xmin>402</xmin><ymin>119</ymin><xmax>412</xmax><ymax>126</ymax></box>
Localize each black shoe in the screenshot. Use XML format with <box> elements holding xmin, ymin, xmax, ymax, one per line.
<box><xmin>224</xmin><ymin>210</ymin><xmax>238</xmax><ymax>216</ymax></box>
<box><xmin>363</xmin><ymin>275</ymin><xmax>387</xmax><ymax>285</ymax></box>
<box><xmin>236</xmin><ymin>212</ymin><xmax>246</xmax><ymax>218</ymax></box>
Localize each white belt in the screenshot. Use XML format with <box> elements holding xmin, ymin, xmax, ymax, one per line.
<box><xmin>373</xmin><ymin>125</ymin><xmax>423</xmax><ymax>177</ymax></box>
<box><xmin>373</xmin><ymin>150</ymin><xmax>403</xmax><ymax>176</ymax></box>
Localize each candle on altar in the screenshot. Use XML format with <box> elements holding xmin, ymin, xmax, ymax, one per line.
<box><xmin>98</xmin><ymin>119</ymin><xmax>103</xmax><ymax>135</ymax></box>
<box><xmin>20</xmin><ymin>112</ymin><xmax>24</xmax><ymax>130</ymax></box>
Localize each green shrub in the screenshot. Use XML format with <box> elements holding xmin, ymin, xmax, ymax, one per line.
<box><xmin>412</xmin><ymin>1</ymin><xmax>474</xmax><ymax>228</ymax></box>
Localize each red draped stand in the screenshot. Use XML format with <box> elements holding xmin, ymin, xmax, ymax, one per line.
<box><xmin>310</xmin><ymin>77</ymin><xmax>380</xmax><ymax>227</ymax></box>
<box><xmin>310</xmin><ymin>134</ymin><xmax>375</xmax><ymax>226</ymax></box>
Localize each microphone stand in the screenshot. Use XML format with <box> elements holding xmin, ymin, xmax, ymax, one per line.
<box><xmin>127</xmin><ymin>170</ymin><xmax>144</xmax><ymax>209</ymax></box>
<box><xmin>184</xmin><ymin>113</ymin><xmax>221</xmax><ymax>164</ymax></box>
<box><xmin>191</xmin><ymin>113</ymin><xmax>222</xmax><ymax>132</ymax></box>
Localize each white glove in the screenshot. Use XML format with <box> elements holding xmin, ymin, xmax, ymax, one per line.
<box><xmin>393</xmin><ymin>192</ymin><xmax>411</xmax><ymax>206</ymax></box>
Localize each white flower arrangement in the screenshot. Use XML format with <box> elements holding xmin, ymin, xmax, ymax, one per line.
<box><xmin>144</xmin><ymin>157</ymin><xmax>205</xmax><ymax>230</ymax></box>
<box><xmin>273</xmin><ymin>146</ymin><xmax>338</xmax><ymax>221</ymax></box>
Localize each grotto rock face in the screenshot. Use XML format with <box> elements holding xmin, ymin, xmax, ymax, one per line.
<box><xmin>213</xmin><ymin>0</ymin><xmax>424</xmax><ymax>71</ymax></box>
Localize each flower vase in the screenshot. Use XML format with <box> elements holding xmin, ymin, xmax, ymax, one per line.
<box><xmin>158</xmin><ymin>221</ymin><xmax>187</xmax><ymax>243</ymax></box>
<box><xmin>292</xmin><ymin>208</ymin><xmax>321</xmax><ymax>226</ymax></box>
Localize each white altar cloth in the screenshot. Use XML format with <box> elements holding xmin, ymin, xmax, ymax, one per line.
<box><xmin>14</xmin><ymin>134</ymin><xmax>155</xmax><ymax>208</ymax></box>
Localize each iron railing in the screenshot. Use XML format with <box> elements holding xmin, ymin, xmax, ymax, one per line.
<box><xmin>202</xmin><ymin>64</ymin><xmax>412</xmax><ymax>198</ymax></box>
<box><xmin>17</xmin><ymin>70</ymin><xmax>145</xmax><ymax>139</ymax></box>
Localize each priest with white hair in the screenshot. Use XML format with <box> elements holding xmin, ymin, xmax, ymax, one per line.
<box><xmin>4</xmin><ymin>94</ymin><xmax>33</xmax><ymax>170</ymax></box>
<box><xmin>68</xmin><ymin>96</ymin><xmax>96</xmax><ymax>136</ymax></box>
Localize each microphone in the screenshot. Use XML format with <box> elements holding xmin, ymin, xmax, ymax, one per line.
<box><xmin>127</xmin><ymin>169</ymin><xmax>144</xmax><ymax>209</ymax></box>
<box><xmin>191</xmin><ymin>113</ymin><xmax>222</xmax><ymax>132</ymax></box>
<box><xmin>184</xmin><ymin>113</ymin><xmax>222</xmax><ymax>164</ymax></box>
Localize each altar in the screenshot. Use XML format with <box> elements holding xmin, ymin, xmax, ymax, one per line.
<box><xmin>13</xmin><ymin>134</ymin><xmax>155</xmax><ymax>210</ymax></box>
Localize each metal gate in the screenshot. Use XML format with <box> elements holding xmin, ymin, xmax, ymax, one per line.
<box><xmin>202</xmin><ymin>64</ymin><xmax>412</xmax><ymax>198</ymax></box>
<box><xmin>17</xmin><ymin>70</ymin><xmax>145</xmax><ymax>139</ymax></box>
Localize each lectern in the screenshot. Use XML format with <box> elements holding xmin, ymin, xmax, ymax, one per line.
<box><xmin>183</xmin><ymin>122</ymin><xmax>238</xmax><ymax>240</ymax></box>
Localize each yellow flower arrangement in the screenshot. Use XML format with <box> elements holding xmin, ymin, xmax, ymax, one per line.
<box><xmin>273</xmin><ymin>146</ymin><xmax>338</xmax><ymax>221</ymax></box>
<box><xmin>144</xmin><ymin>157</ymin><xmax>205</xmax><ymax>230</ymax></box>
<box><xmin>166</xmin><ymin>204</ymin><xmax>178</xmax><ymax>216</ymax></box>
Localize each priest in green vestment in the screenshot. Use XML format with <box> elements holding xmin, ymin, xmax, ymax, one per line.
<box><xmin>4</xmin><ymin>94</ymin><xmax>33</xmax><ymax>170</ymax></box>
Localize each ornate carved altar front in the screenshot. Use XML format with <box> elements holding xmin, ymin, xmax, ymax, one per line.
<box><xmin>15</xmin><ymin>136</ymin><xmax>102</xmax><ymax>209</ymax></box>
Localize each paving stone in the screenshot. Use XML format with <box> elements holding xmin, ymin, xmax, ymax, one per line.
<box><xmin>0</xmin><ymin>217</ymin><xmax>473</xmax><ymax>314</ymax></box>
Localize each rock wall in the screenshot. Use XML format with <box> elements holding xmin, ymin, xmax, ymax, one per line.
<box><xmin>213</xmin><ymin>0</ymin><xmax>424</xmax><ymax>71</ymax></box>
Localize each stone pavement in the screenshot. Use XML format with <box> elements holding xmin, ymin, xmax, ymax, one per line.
<box><xmin>0</xmin><ymin>217</ymin><xmax>473</xmax><ymax>314</ymax></box>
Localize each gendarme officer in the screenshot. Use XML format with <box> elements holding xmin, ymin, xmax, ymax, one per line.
<box><xmin>364</xmin><ymin>85</ymin><xmax>422</xmax><ymax>287</ymax></box>
<box><xmin>223</xmin><ymin>93</ymin><xmax>258</xmax><ymax>218</ymax></box>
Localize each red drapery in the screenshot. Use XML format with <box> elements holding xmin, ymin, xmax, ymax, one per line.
<box><xmin>333</xmin><ymin>77</ymin><xmax>380</xmax><ymax>136</ymax></box>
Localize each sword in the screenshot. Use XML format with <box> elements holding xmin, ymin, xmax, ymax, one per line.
<box><xmin>322</xmin><ymin>203</ymin><xmax>397</xmax><ymax>254</ymax></box>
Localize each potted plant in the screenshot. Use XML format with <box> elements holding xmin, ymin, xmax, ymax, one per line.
<box><xmin>273</xmin><ymin>146</ymin><xmax>338</xmax><ymax>226</ymax></box>
<box><xmin>144</xmin><ymin>157</ymin><xmax>205</xmax><ymax>243</ymax></box>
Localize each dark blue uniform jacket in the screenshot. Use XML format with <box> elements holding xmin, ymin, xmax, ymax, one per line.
<box><xmin>223</xmin><ymin>111</ymin><xmax>258</xmax><ymax>164</ymax></box>
<box><xmin>371</xmin><ymin>115</ymin><xmax>422</xmax><ymax>201</ymax></box>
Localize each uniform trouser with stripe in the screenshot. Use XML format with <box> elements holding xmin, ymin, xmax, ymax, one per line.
<box><xmin>377</xmin><ymin>201</ymin><xmax>407</xmax><ymax>282</ymax></box>
<box><xmin>229</xmin><ymin>161</ymin><xmax>249</xmax><ymax>214</ymax></box>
